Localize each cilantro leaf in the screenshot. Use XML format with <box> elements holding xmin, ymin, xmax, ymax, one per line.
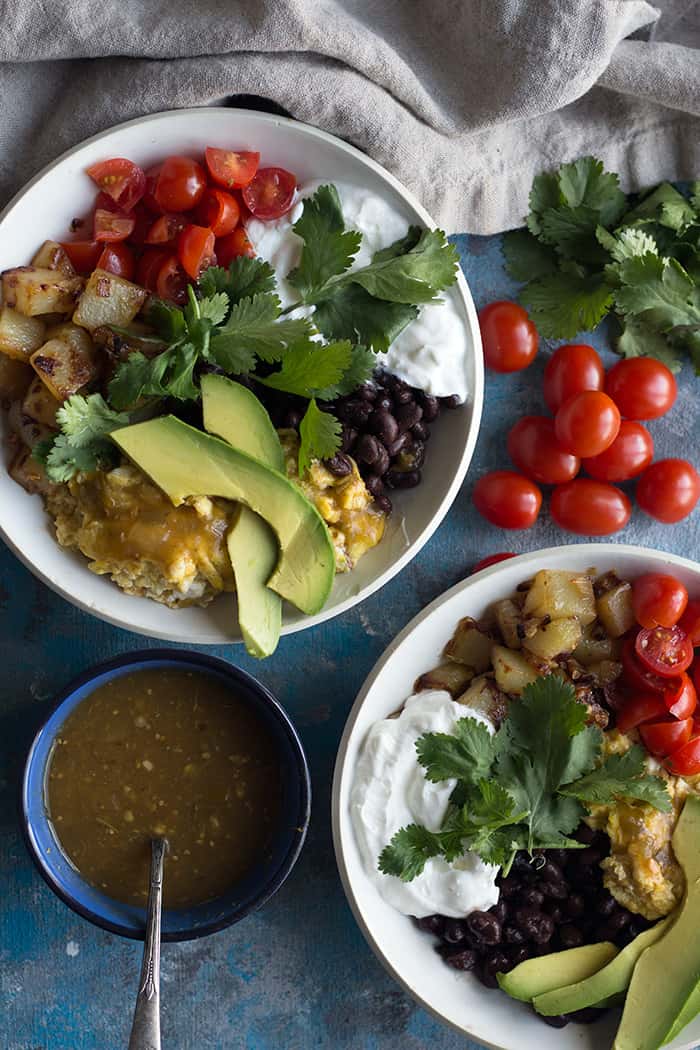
<box><xmin>344</xmin><ymin>228</ymin><xmax>458</xmax><ymax>304</ymax></box>
<box><xmin>690</xmin><ymin>182</ymin><xmax>700</xmax><ymax>213</ymax></box>
<box><xmin>297</xmin><ymin>398</ymin><xmax>342</xmax><ymax>476</ymax></box>
<box><xmin>520</xmin><ymin>271</ymin><xmax>614</xmax><ymax>338</ymax></box>
<box><xmin>615</xmin><ymin>254</ymin><xmax>700</xmax><ymax>330</ymax></box>
<box><xmin>198</xmin><ymin>257</ymin><xmax>276</xmax><ymax>305</ymax></box>
<box><xmin>315</xmin><ymin>343</ymin><xmax>376</xmax><ymax>400</ymax></box>
<box><xmin>208</xmin><ymin>293</ymin><xmax>313</xmax><ymax>370</ymax></box>
<box><xmin>56</xmin><ymin>394</ymin><xmax>130</xmax><ymax>447</ymax></box>
<box><xmin>616</xmin><ymin>317</ymin><xmax>682</xmax><ymax>373</ymax></box>
<box><xmin>313</xmin><ymin>283</ymin><xmax>418</xmax><ymax>353</ymax></box>
<box><xmin>198</xmin><ymin>292</ymin><xmax>229</xmax><ymax>326</ymax></box>
<box><xmin>143</xmin><ymin>298</ymin><xmax>187</xmax><ymax>342</ymax></box>
<box><xmin>556</xmin><ymin>156</ymin><xmax>626</xmax><ymax>226</ymax></box>
<box><xmin>527</xmin><ymin>171</ymin><xmax>561</xmax><ymax>237</ymax></box>
<box><xmin>258</xmin><ymin>340</ymin><xmax>353</xmax><ymax>397</ymax></box>
<box><xmin>39</xmin><ymin>435</ymin><xmax>120</xmax><ymax>483</ymax></box>
<box><xmin>371</xmin><ymin>226</ymin><xmax>422</xmax><ymax>263</ymax></box>
<box><xmin>560</xmin><ymin>746</ymin><xmax>672</xmax><ymax>812</ymax></box>
<box><xmin>416</xmin><ymin>716</ymin><xmax>496</xmax><ymax>784</ymax></box>
<box><xmin>287</xmin><ymin>185</ymin><xmax>362</xmax><ymax>302</ymax></box>
<box><xmin>597</xmin><ymin>225</ymin><xmax>659</xmax><ymax>264</ymax></box>
<box><xmin>538</xmin><ymin>205</ymin><xmax>609</xmax><ymax>265</ymax></box>
<box><xmin>622</xmin><ymin>183</ymin><xmax>696</xmax><ymax>232</ymax></box>
<box><xmin>108</xmin><ymin>342</ymin><xmax>200</xmax><ymax>409</ymax></box>
<box><xmin>378</xmin><ymin>825</ymin><xmax>443</xmax><ymax>882</ymax></box>
<box><xmin>502</xmin><ymin>230</ymin><xmax>558</xmax><ymax>281</ymax></box>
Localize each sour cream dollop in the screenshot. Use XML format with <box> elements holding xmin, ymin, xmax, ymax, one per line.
<box><xmin>245</xmin><ymin>182</ymin><xmax>470</xmax><ymax>401</ymax></box>
<box><xmin>350</xmin><ymin>690</ymin><xmax>499</xmax><ymax>918</ymax></box>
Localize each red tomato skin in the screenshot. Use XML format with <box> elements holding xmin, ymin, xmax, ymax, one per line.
<box><xmin>94</xmin><ymin>208</ymin><xmax>135</xmax><ymax>243</ymax></box>
<box><xmin>205</xmin><ymin>148</ymin><xmax>260</xmax><ymax>189</ymax></box>
<box><xmin>679</xmin><ymin>600</ymin><xmax>700</xmax><ymax>647</ymax></box>
<box><xmin>155</xmin><ymin>156</ymin><xmax>207</xmax><ymax>213</ymax></box>
<box><xmin>666</xmin><ymin>736</ymin><xmax>700</xmax><ymax>776</ymax></box>
<box><xmin>60</xmin><ymin>241</ymin><xmax>102</xmax><ymax>273</ymax></box>
<box><xmin>216</xmin><ymin>227</ymin><xmax>255</xmax><ymax>265</ymax></box>
<box><xmin>581</xmin><ymin>421</ymin><xmax>653</xmax><ymax>482</ymax></box>
<box><xmin>196</xmin><ymin>188</ymin><xmax>241</xmax><ymax>237</ymax></box>
<box><xmin>663</xmin><ymin>673</ymin><xmax>697</xmax><ymax>720</ymax></box>
<box><xmin>478</xmin><ymin>301</ymin><xmax>538</xmax><ymax>373</ymax></box>
<box><xmin>86</xmin><ymin>158</ymin><xmax>146</xmax><ymax>212</ymax></box>
<box><xmin>142</xmin><ymin>165</ymin><xmax>163</xmax><ymax>213</ymax></box>
<box><xmin>471</xmin><ymin>552</ymin><xmax>516</xmax><ymax>574</ymax></box>
<box><xmin>543</xmin><ymin>344</ymin><xmax>604</xmax><ymax>413</ymax></box>
<box><xmin>156</xmin><ymin>255</ymin><xmax>188</xmax><ymax>305</ymax></box>
<box><xmin>178</xmin><ymin>225</ymin><xmax>216</xmax><ymax>280</ymax></box>
<box><xmin>506</xmin><ymin>416</ymin><xmax>580</xmax><ymax>485</ymax></box>
<box><xmin>137</xmin><ymin>248</ymin><xmax>170</xmax><ymax>292</ymax></box>
<box><xmin>640</xmin><ymin>716</ymin><xmax>693</xmax><ymax>757</ymax></box>
<box><xmin>550</xmin><ymin>479</ymin><xmax>631</xmax><ymax>536</ymax></box>
<box><xmin>145</xmin><ymin>214</ymin><xmax>187</xmax><ymax>245</ymax></box>
<box><xmin>605</xmin><ymin>357</ymin><xmax>677</xmax><ymax>420</ymax></box>
<box><xmin>242</xmin><ymin>167</ymin><xmax>297</xmax><ymax>220</ymax></box>
<box><xmin>621</xmin><ymin>636</ymin><xmax>670</xmax><ymax>694</ymax></box>
<box><xmin>96</xmin><ymin>243</ymin><xmax>135</xmax><ymax>280</ymax></box>
<box><xmin>635</xmin><ymin>626</ymin><xmax>694</xmax><ymax>678</ymax></box>
<box><xmin>472</xmin><ymin>471</ymin><xmax>542</xmax><ymax>529</ymax></box>
<box><xmin>632</xmin><ymin>573</ymin><xmax>689</xmax><ymax>628</ymax></box>
<box><xmin>617</xmin><ymin>692</ymin><xmax>669</xmax><ymax>733</ymax></box>
<box><xmin>636</xmin><ymin>459</ymin><xmax>700</xmax><ymax>524</ymax></box>
<box><xmin>554</xmin><ymin>391</ymin><xmax>621</xmax><ymax>458</ymax></box>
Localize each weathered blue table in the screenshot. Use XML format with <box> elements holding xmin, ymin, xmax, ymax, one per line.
<box><xmin>2</xmin><ymin>233</ymin><xmax>698</xmax><ymax>1050</ymax></box>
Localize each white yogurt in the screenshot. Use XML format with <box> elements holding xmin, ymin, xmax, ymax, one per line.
<box><xmin>350</xmin><ymin>690</ymin><xmax>499</xmax><ymax>918</ymax></box>
<box><xmin>245</xmin><ymin>182</ymin><xmax>470</xmax><ymax>401</ymax></box>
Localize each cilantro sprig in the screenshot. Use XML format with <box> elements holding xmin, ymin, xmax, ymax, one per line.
<box><xmin>378</xmin><ymin>675</ymin><xmax>671</xmax><ymax>882</ymax></box>
<box><xmin>33</xmin><ymin>394</ymin><xmax>131</xmax><ymax>482</ymax></box>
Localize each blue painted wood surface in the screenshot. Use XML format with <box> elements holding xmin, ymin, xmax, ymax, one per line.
<box><xmin>1</xmin><ymin>232</ymin><xmax>698</xmax><ymax>1050</ymax></box>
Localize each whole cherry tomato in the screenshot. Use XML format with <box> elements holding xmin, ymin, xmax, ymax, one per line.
<box><xmin>196</xmin><ymin>188</ymin><xmax>241</xmax><ymax>237</ymax></box>
<box><xmin>554</xmin><ymin>391</ymin><xmax>621</xmax><ymax>458</ymax></box>
<box><xmin>205</xmin><ymin>148</ymin><xmax>260</xmax><ymax>189</ymax></box>
<box><xmin>60</xmin><ymin>241</ymin><xmax>102</xmax><ymax>273</ymax></box>
<box><xmin>632</xmin><ymin>573</ymin><xmax>688</xmax><ymax>628</ymax></box>
<box><xmin>471</xmin><ymin>552</ymin><xmax>516</xmax><ymax>574</ymax></box>
<box><xmin>635</xmin><ymin>625</ymin><xmax>694</xmax><ymax>678</ymax></box>
<box><xmin>543</xmin><ymin>344</ymin><xmax>604</xmax><ymax>413</ymax></box>
<box><xmin>142</xmin><ymin>165</ymin><xmax>163</xmax><ymax>213</ymax></box>
<box><xmin>581</xmin><ymin>421</ymin><xmax>653</xmax><ymax>482</ymax></box>
<box><xmin>550</xmin><ymin>479</ymin><xmax>631</xmax><ymax>535</ymax></box>
<box><xmin>636</xmin><ymin>459</ymin><xmax>700</xmax><ymax>524</ymax></box>
<box><xmin>478</xmin><ymin>301</ymin><xmax>538</xmax><ymax>373</ymax></box>
<box><xmin>663</xmin><ymin>673</ymin><xmax>697</xmax><ymax>720</ymax></box>
<box><xmin>86</xmin><ymin>158</ymin><xmax>146</xmax><ymax>213</ymax></box>
<box><xmin>679</xmin><ymin>600</ymin><xmax>700</xmax><ymax>646</ymax></box>
<box><xmin>472</xmin><ymin>471</ymin><xmax>542</xmax><ymax>529</ymax></box>
<box><xmin>156</xmin><ymin>254</ymin><xmax>188</xmax><ymax>305</ymax></box>
<box><xmin>155</xmin><ymin>156</ymin><xmax>207</xmax><ymax>213</ymax></box>
<box><xmin>506</xmin><ymin>416</ymin><xmax>580</xmax><ymax>485</ymax></box>
<box><xmin>216</xmin><ymin>227</ymin><xmax>255</xmax><ymax>265</ymax></box>
<box><xmin>605</xmin><ymin>357</ymin><xmax>677</xmax><ymax>420</ymax></box>
<box><xmin>178</xmin><ymin>225</ymin><xmax>216</xmax><ymax>280</ymax></box>
<box><xmin>667</xmin><ymin>736</ymin><xmax>700</xmax><ymax>775</ymax></box>
<box><xmin>242</xmin><ymin>167</ymin><xmax>297</xmax><ymax>220</ymax></box>
<box><xmin>96</xmin><ymin>242</ymin><xmax>135</xmax><ymax>280</ymax></box>
<box><xmin>640</xmin><ymin>716</ymin><xmax>693</xmax><ymax>757</ymax></box>
<box><xmin>93</xmin><ymin>208</ymin><xmax>135</xmax><ymax>243</ymax></box>
<box><xmin>617</xmin><ymin>692</ymin><xmax>668</xmax><ymax>733</ymax></box>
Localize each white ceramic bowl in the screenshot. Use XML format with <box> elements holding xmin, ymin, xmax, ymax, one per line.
<box><xmin>0</xmin><ymin>108</ymin><xmax>483</xmax><ymax>644</ymax></box>
<box><xmin>332</xmin><ymin>543</ymin><xmax>700</xmax><ymax>1050</ymax></box>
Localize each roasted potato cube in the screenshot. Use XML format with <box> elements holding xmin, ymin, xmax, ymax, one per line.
<box><xmin>22</xmin><ymin>375</ymin><xmax>61</xmax><ymax>426</ymax></box>
<box><xmin>73</xmin><ymin>269</ymin><xmax>147</xmax><ymax>332</ymax></box>
<box><xmin>456</xmin><ymin>675</ymin><xmax>509</xmax><ymax>725</ymax></box>
<box><xmin>596</xmin><ymin>580</ymin><xmax>636</xmax><ymax>638</ymax></box>
<box><xmin>415</xmin><ymin>661</ymin><xmax>474</xmax><ymax>698</ymax></box>
<box><xmin>8</xmin><ymin>444</ymin><xmax>54</xmax><ymax>496</ymax></box>
<box><xmin>7</xmin><ymin>398</ymin><xmax>56</xmax><ymax>448</ymax></box>
<box><xmin>0</xmin><ymin>354</ymin><xmax>33</xmax><ymax>400</ymax></box>
<box><xmin>587</xmin><ymin>659</ymin><xmax>623</xmax><ymax>686</ymax></box>
<box><xmin>444</xmin><ymin>617</ymin><xmax>494</xmax><ymax>673</ymax></box>
<box><xmin>0</xmin><ymin>307</ymin><xmax>46</xmax><ymax>360</ymax></box>
<box><xmin>30</xmin><ymin>328</ymin><xmax>96</xmax><ymax>402</ymax></box>
<box><xmin>2</xmin><ymin>267</ymin><xmax>83</xmax><ymax>316</ymax></box>
<box><xmin>31</xmin><ymin>240</ymin><xmax>76</xmax><ymax>276</ymax></box>
<box><xmin>573</xmin><ymin>622</ymin><xmax>614</xmax><ymax>665</ymax></box>
<box><xmin>493</xmin><ymin>598</ymin><xmax>523</xmax><ymax>649</ymax></box>
<box><xmin>522</xmin><ymin>617</ymin><xmax>582</xmax><ymax>661</ymax></box>
<box><xmin>523</xmin><ymin>569</ymin><xmax>596</xmax><ymax>625</ymax></box>
<box><xmin>491</xmin><ymin>644</ymin><xmax>540</xmax><ymax>695</ymax></box>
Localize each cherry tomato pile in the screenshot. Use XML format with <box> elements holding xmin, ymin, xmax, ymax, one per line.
<box><xmin>59</xmin><ymin>150</ymin><xmax>298</xmax><ymax>305</ymax></box>
<box><xmin>614</xmin><ymin>573</ymin><xmax>700</xmax><ymax>775</ymax></box>
<box><xmin>474</xmin><ymin>302</ymin><xmax>700</xmax><ymax>534</ymax></box>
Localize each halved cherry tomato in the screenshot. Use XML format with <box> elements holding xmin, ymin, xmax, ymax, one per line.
<box><xmin>205</xmin><ymin>148</ymin><xmax>260</xmax><ymax>189</ymax></box>
<box><xmin>663</xmin><ymin>673</ymin><xmax>697</xmax><ymax>720</ymax></box>
<box><xmin>96</xmin><ymin>242</ymin><xmax>135</xmax><ymax>280</ymax></box>
<box><xmin>617</xmin><ymin>692</ymin><xmax>668</xmax><ymax>733</ymax></box>
<box><xmin>550</xmin><ymin>479</ymin><xmax>631</xmax><ymax>535</ymax></box>
<box><xmin>60</xmin><ymin>241</ymin><xmax>102</xmax><ymax>273</ymax></box>
<box><xmin>543</xmin><ymin>344</ymin><xmax>604</xmax><ymax>413</ymax></box>
<box><xmin>94</xmin><ymin>190</ymin><xmax>124</xmax><ymax>214</ymax></box>
<box><xmin>94</xmin><ymin>208</ymin><xmax>135</xmax><ymax>243</ymax></box>
<box><xmin>636</xmin><ymin>459</ymin><xmax>700</xmax><ymax>524</ymax></box>
<box><xmin>581</xmin><ymin>421</ymin><xmax>653</xmax><ymax>482</ymax></box>
<box><xmin>86</xmin><ymin>158</ymin><xmax>146</xmax><ymax>213</ymax></box>
<box><xmin>621</xmin><ymin>636</ymin><xmax>669</xmax><ymax>694</ymax></box>
<box><xmin>506</xmin><ymin>416</ymin><xmax>579</xmax><ymax>485</ymax></box>
<box><xmin>472</xmin><ymin>471</ymin><xmax>542</xmax><ymax>529</ymax></box>
<box><xmin>145</xmin><ymin>214</ymin><xmax>187</xmax><ymax>245</ymax></box>
<box><xmin>471</xmin><ymin>552</ymin><xmax>516</xmax><ymax>574</ymax></box>
<box><xmin>155</xmin><ymin>156</ymin><xmax>207</xmax><ymax>213</ymax></box>
<box><xmin>196</xmin><ymin>188</ymin><xmax>240</xmax><ymax>237</ymax></box>
<box><xmin>178</xmin><ymin>225</ymin><xmax>216</xmax><ymax>280</ymax></box>
<box><xmin>478</xmin><ymin>301</ymin><xmax>538</xmax><ymax>373</ymax></box>
<box><xmin>679</xmin><ymin>600</ymin><xmax>700</xmax><ymax>646</ymax></box>
<box><xmin>554</xmin><ymin>391</ymin><xmax>621</xmax><ymax>458</ymax></box>
<box><xmin>640</xmin><ymin>716</ymin><xmax>693</xmax><ymax>757</ymax></box>
<box><xmin>128</xmin><ymin>204</ymin><xmax>154</xmax><ymax>246</ymax></box>
<box><xmin>667</xmin><ymin>736</ymin><xmax>700</xmax><ymax>775</ymax></box>
<box><xmin>635</xmin><ymin>626</ymin><xmax>694</xmax><ymax>678</ymax></box>
<box><xmin>632</xmin><ymin>573</ymin><xmax>688</xmax><ymax>628</ymax></box>
<box><xmin>216</xmin><ymin>227</ymin><xmax>255</xmax><ymax>266</ymax></box>
<box><xmin>694</xmin><ymin>661</ymin><xmax>700</xmax><ymax>694</ymax></box>
<box><xmin>137</xmin><ymin>248</ymin><xmax>170</xmax><ymax>292</ymax></box>
<box><xmin>605</xmin><ymin>357</ymin><xmax>677</xmax><ymax>420</ymax></box>
<box><xmin>156</xmin><ymin>254</ymin><xmax>188</xmax><ymax>305</ymax></box>
<box><xmin>242</xmin><ymin>167</ymin><xmax>296</xmax><ymax>220</ymax></box>
<box><xmin>143</xmin><ymin>165</ymin><xmax>163</xmax><ymax>213</ymax></box>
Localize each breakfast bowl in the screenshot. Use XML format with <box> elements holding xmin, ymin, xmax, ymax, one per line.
<box><xmin>0</xmin><ymin>107</ymin><xmax>483</xmax><ymax>646</ymax></box>
<box><xmin>22</xmin><ymin>649</ymin><xmax>311</xmax><ymax>941</ymax></box>
<box><xmin>332</xmin><ymin>543</ymin><xmax>700</xmax><ymax>1050</ymax></box>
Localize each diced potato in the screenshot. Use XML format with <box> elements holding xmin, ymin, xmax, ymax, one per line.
<box><xmin>573</xmin><ymin>622</ymin><xmax>614</xmax><ymax>665</ymax></box>
<box><xmin>491</xmin><ymin>643</ymin><xmax>540</xmax><ymax>695</ymax></box>
<box><xmin>522</xmin><ymin>617</ymin><xmax>582</xmax><ymax>661</ymax></box>
<box><xmin>7</xmin><ymin>398</ymin><xmax>56</xmax><ymax>448</ymax></box>
<box><xmin>31</xmin><ymin>240</ymin><xmax>76</xmax><ymax>276</ymax></box>
<box><xmin>22</xmin><ymin>375</ymin><xmax>60</xmax><ymax>426</ymax></box>
<box><xmin>2</xmin><ymin>267</ymin><xmax>83</xmax><ymax>316</ymax></box>
<box><xmin>523</xmin><ymin>569</ymin><xmax>596</xmax><ymax>626</ymax></box>
<box><xmin>493</xmin><ymin>598</ymin><xmax>523</xmax><ymax>649</ymax></box>
<box><xmin>456</xmin><ymin>675</ymin><xmax>509</xmax><ymax>725</ymax></box>
<box><xmin>73</xmin><ymin>269</ymin><xmax>147</xmax><ymax>332</ymax></box>
<box><xmin>596</xmin><ymin>580</ymin><xmax>636</xmax><ymax>638</ymax></box>
<box><xmin>0</xmin><ymin>307</ymin><xmax>46</xmax><ymax>360</ymax></box>
<box><xmin>8</xmin><ymin>444</ymin><xmax>54</xmax><ymax>496</ymax></box>
<box><xmin>415</xmin><ymin>661</ymin><xmax>474</xmax><ymax>698</ymax></box>
<box><xmin>45</xmin><ymin>321</ymin><xmax>95</xmax><ymax>354</ymax></box>
<box><xmin>30</xmin><ymin>333</ymin><xmax>96</xmax><ymax>402</ymax></box>
<box><xmin>587</xmin><ymin>659</ymin><xmax>622</xmax><ymax>686</ymax></box>
<box><xmin>0</xmin><ymin>354</ymin><xmax>33</xmax><ymax>399</ymax></box>
<box><xmin>444</xmin><ymin>617</ymin><xmax>494</xmax><ymax>673</ymax></box>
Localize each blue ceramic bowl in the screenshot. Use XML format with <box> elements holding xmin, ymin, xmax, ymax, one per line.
<box><xmin>21</xmin><ymin>649</ymin><xmax>311</xmax><ymax>941</ymax></box>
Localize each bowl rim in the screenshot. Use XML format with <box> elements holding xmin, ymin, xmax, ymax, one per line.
<box><xmin>21</xmin><ymin>648</ymin><xmax>312</xmax><ymax>942</ymax></box>
<box><xmin>0</xmin><ymin>106</ymin><xmax>484</xmax><ymax>645</ymax></box>
<box><xmin>331</xmin><ymin>542</ymin><xmax>700</xmax><ymax>1050</ymax></box>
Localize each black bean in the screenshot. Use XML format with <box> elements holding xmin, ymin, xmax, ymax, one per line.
<box><xmin>547</xmin><ymin>849</ymin><xmax>570</xmax><ymax>867</ymax></box>
<box><xmin>374</xmin><ymin>495</ymin><xmax>392</xmax><ymax>515</ymax></box>
<box><xmin>412</xmin><ymin>421</ymin><xmax>430</xmax><ymax>442</ymax></box>
<box><xmin>440</xmin><ymin>394</ymin><xmax>461</xmax><ymax>410</ymax></box>
<box><xmin>340</xmin><ymin>424</ymin><xmax>358</xmax><ymax>452</ymax></box>
<box><xmin>515</xmin><ymin>908</ymin><xmax>555</xmax><ymax>945</ymax></box>
<box><xmin>445</xmin><ymin>948</ymin><xmax>477</xmax><ymax>971</ymax></box>
<box><xmin>283</xmin><ymin>409</ymin><xmax>302</xmax><ymax>429</ymax></box>
<box><xmin>324</xmin><ymin>453</ymin><xmax>353</xmax><ymax>477</ymax></box>
<box><xmin>393</xmin><ymin>384</ymin><xmax>414</xmax><ymax>405</ymax></box>
<box><xmin>540</xmin><ymin>1014</ymin><xmax>570</xmax><ymax>1029</ymax></box>
<box><xmin>476</xmin><ymin>965</ymin><xmax>500</xmax><ymax>989</ymax></box>
<box><xmin>365</xmin><ymin>474</ymin><xmax>385</xmax><ymax>498</ymax></box>
<box><xmin>615</xmin><ymin>926</ymin><xmax>638</xmax><ymax>948</ymax></box>
<box><xmin>467</xmin><ymin>910</ymin><xmax>502</xmax><ymax>946</ymax></box>
<box><xmin>596</xmin><ymin>892</ymin><xmax>616</xmax><ymax>917</ymax></box>
<box><xmin>575</xmin><ymin>846</ymin><xmax>605</xmax><ymax>867</ymax></box>
<box><xmin>565</xmin><ymin>894</ymin><xmax>585</xmax><ymax>918</ymax></box>
<box><xmin>510</xmin><ymin>946</ymin><xmax>530</xmax><ymax>967</ymax></box>
<box><xmin>418</xmin><ymin>393</ymin><xmax>440</xmax><ymax>421</ymax></box>
<box><xmin>546</xmin><ymin>904</ymin><xmax>564</xmax><ymax>924</ymax></box>
<box><xmin>521</xmin><ymin>888</ymin><xmax>544</xmax><ymax>908</ymax></box>
<box><xmin>355</xmin><ymin>433</ymin><xmax>383</xmax><ymax>466</ymax></box>
<box><xmin>338</xmin><ymin>398</ymin><xmax>371</xmax><ymax>427</ymax></box>
<box><xmin>513</xmin><ymin>854</ymin><xmax>537</xmax><ymax>881</ymax></box>
<box><xmin>415</xmin><ymin>915</ymin><xmax>444</xmax><ymax>935</ymax></box>
<box><xmin>443</xmin><ymin>918</ymin><xmax>468</xmax><ymax>944</ymax></box>
<box><xmin>573</xmin><ymin>824</ymin><xmax>595</xmax><ymax>845</ymax></box>
<box><xmin>369</xmin><ymin>408</ymin><xmax>399</xmax><ymax>445</ymax></box>
<box><xmin>385</xmin><ymin>468</ymin><xmax>421</xmax><ymax>489</ymax></box>
<box><xmin>396</xmin><ymin>401</ymin><xmax>423</xmax><ymax>431</ymax></box>
<box><xmin>374</xmin><ymin>395</ymin><xmax>393</xmax><ymax>412</ymax></box>
<box><xmin>606</xmin><ymin>910</ymin><xmax>631</xmax><ymax>933</ymax></box>
<box><xmin>384</xmin><ymin>432</ymin><xmax>410</xmax><ymax>458</ymax></box>
<box><xmin>374</xmin><ymin>446</ymin><xmax>391</xmax><ymax>476</ymax></box>
<box><xmin>503</xmin><ymin>925</ymin><xmax>526</xmax><ymax>946</ymax></box>
<box><xmin>489</xmin><ymin>901</ymin><xmax>508</xmax><ymax>924</ymax></box>
<box><xmin>398</xmin><ymin>440</ymin><xmax>425</xmax><ymax>471</ymax></box>
<box><xmin>559</xmin><ymin>924</ymin><xmax>584</xmax><ymax>949</ymax></box>
<box><xmin>478</xmin><ymin>951</ymin><xmax>511</xmax><ymax>987</ymax></box>
<box><xmin>539</xmin><ymin>860</ymin><xmax>563</xmax><ymax>883</ymax></box>
<box><xmin>498</xmin><ymin>876</ymin><xmax>521</xmax><ymax>899</ymax></box>
<box><xmin>357</xmin><ymin>382</ymin><xmax>377</xmax><ymax>401</ymax></box>
<box><xmin>569</xmin><ymin>1007</ymin><xmax>606</xmax><ymax>1025</ymax></box>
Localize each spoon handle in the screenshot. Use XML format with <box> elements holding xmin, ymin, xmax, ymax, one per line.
<box><xmin>128</xmin><ymin>838</ymin><xmax>167</xmax><ymax>1050</ymax></box>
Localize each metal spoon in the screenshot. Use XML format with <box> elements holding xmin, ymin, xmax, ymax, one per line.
<box><xmin>128</xmin><ymin>838</ymin><xmax>168</xmax><ymax>1050</ymax></box>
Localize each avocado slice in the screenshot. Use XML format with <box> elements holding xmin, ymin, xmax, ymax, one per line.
<box><xmin>497</xmin><ymin>942</ymin><xmax>618</xmax><ymax>1002</ymax></box>
<box><xmin>112</xmin><ymin>416</ymin><xmax>335</xmax><ymax>616</ymax></box>
<box><xmin>201</xmin><ymin>375</ymin><xmax>284</xmax><ymax>657</ymax></box>
<box><xmin>613</xmin><ymin>795</ymin><xmax>700</xmax><ymax>1050</ymax></box>
<box><xmin>534</xmin><ymin>917</ymin><xmax>674</xmax><ymax>1017</ymax></box>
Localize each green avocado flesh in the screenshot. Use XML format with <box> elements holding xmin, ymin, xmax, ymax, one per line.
<box><xmin>497</xmin><ymin>942</ymin><xmax>618</xmax><ymax>1002</ymax></box>
<box><xmin>534</xmin><ymin>918</ymin><xmax>673</xmax><ymax>1017</ymax></box>
<box><xmin>201</xmin><ymin>374</ymin><xmax>284</xmax><ymax>657</ymax></box>
<box><xmin>613</xmin><ymin>795</ymin><xmax>700</xmax><ymax>1050</ymax></box>
<box><xmin>112</xmin><ymin>416</ymin><xmax>335</xmax><ymax>616</ymax></box>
